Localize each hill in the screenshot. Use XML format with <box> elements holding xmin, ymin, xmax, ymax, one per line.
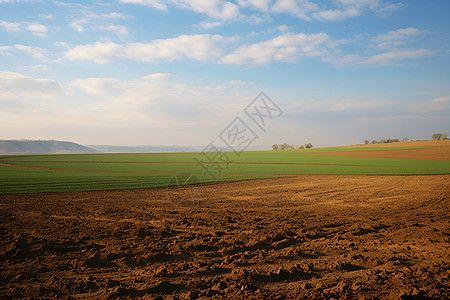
<box><xmin>0</xmin><ymin>140</ymin><xmax>98</xmax><ymax>155</ymax></box>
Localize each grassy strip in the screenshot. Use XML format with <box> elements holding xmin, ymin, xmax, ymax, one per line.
<box><xmin>1</xmin><ymin>146</ymin><xmax>448</xmax><ymax>194</ymax></box>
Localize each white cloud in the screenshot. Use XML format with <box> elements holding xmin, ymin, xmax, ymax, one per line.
<box><xmin>176</xmin><ymin>0</ymin><xmax>240</xmax><ymax>20</ymax></box>
<box><xmin>312</xmin><ymin>7</ymin><xmax>361</xmax><ymax>21</ymax></box>
<box><xmin>71</xmin><ymin>77</ymin><xmax>121</xmax><ymax>95</ymax></box>
<box><xmin>197</xmin><ymin>21</ymin><xmax>222</xmax><ymax>29</ymax></box>
<box><xmin>69</xmin><ymin>19</ymin><xmax>86</xmax><ymax>32</ymax></box>
<box><xmin>0</xmin><ymin>0</ymin><xmax>38</xmax><ymax>2</ymax></box>
<box><xmin>25</xmin><ymin>64</ymin><xmax>51</xmax><ymax>71</ymax></box>
<box><xmin>118</xmin><ymin>0</ymin><xmax>168</xmax><ymax>11</ymax></box>
<box><xmin>363</xmin><ymin>48</ymin><xmax>434</xmax><ymax>65</ymax></box>
<box><xmin>119</xmin><ymin>0</ymin><xmax>241</xmax><ymax>20</ymax></box>
<box><xmin>237</xmin><ymin>0</ymin><xmax>271</xmax><ymax>12</ymax></box>
<box><xmin>66</xmin><ymin>34</ymin><xmax>232</xmax><ymax>63</ymax></box>
<box><xmin>67</xmin><ymin>7</ymin><xmax>129</xmax><ymax>33</ymax></box>
<box><xmin>65</xmin><ymin>42</ymin><xmax>123</xmax><ymax>63</ymax></box>
<box><xmin>116</xmin><ymin>0</ymin><xmax>401</xmax><ymax>23</ymax></box>
<box><xmin>0</xmin><ymin>20</ymin><xmax>49</xmax><ymax>36</ymax></box>
<box><xmin>324</xmin><ymin>48</ymin><xmax>434</xmax><ymax>66</ymax></box>
<box><xmin>409</xmin><ymin>95</ymin><xmax>450</xmax><ymax>113</ymax></box>
<box><xmin>141</xmin><ymin>73</ymin><xmax>173</xmax><ymax>80</ymax></box>
<box><xmin>271</xmin><ymin>0</ymin><xmax>318</xmax><ymax>21</ymax></box>
<box><xmin>330</xmin><ymin>99</ymin><xmax>392</xmax><ymax>111</ymax></box>
<box><xmin>26</xmin><ymin>22</ymin><xmax>48</xmax><ymax>37</ymax></box>
<box><xmin>86</xmin><ymin>12</ymin><xmax>129</xmax><ymax>19</ymax></box>
<box><xmin>433</xmin><ymin>95</ymin><xmax>450</xmax><ymax>104</ymax></box>
<box><xmin>277</xmin><ymin>24</ymin><xmax>289</xmax><ymax>32</ymax></box>
<box><xmin>228</xmin><ymin>79</ymin><xmax>254</xmax><ymax>85</ymax></box>
<box><xmin>371</xmin><ymin>28</ymin><xmax>426</xmax><ymax>49</ymax></box>
<box><xmin>0</xmin><ymin>71</ymin><xmax>62</xmax><ymax>98</ymax></box>
<box><xmin>0</xmin><ymin>44</ymin><xmax>46</xmax><ymax>59</ymax></box>
<box><xmin>220</xmin><ymin>32</ymin><xmax>330</xmax><ymax>65</ymax></box>
<box><xmin>0</xmin><ymin>20</ymin><xmax>21</xmax><ymax>32</ymax></box>
<box><xmin>98</xmin><ymin>24</ymin><xmax>129</xmax><ymax>36</ymax></box>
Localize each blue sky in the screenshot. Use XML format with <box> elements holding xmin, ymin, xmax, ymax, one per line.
<box><xmin>1</xmin><ymin>0</ymin><xmax>449</xmax><ymax>147</ymax></box>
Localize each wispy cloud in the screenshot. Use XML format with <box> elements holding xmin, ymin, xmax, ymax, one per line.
<box><xmin>0</xmin><ymin>20</ymin><xmax>21</xmax><ymax>32</ymax></box>
<box><xmin>26</xmin><ymin>22</ymin><xmax>48</xmax><ymax>37</ymax></box>
<box><xmin>0</xmin><ymin>20</ymin><xmax>48</xmax><ymax>36</ymax></box>
<box><xmin>220</xmin><ymin>32</ymin><xmax>330</xmax><ymax>65</ymax></box>
<box><xmin>97</xmin><ymin>24</ymin><xmax>129</xmax><ymax>36</ymax></box>
<box><xmin>0</xmin><ymin>45</ymin><xmax>46</xmax><ymax>59</ymax></box>
<box><xmin>63</xmin><ymin>27</ymin><xmax>435</xmax><ymax>67</ymax></box>
<box><xmin>228</xmin><ymin>79</ymin><xmax>254</xmax><ymax>85</ymax></box>
<box><xmin>118</xmin><ymin>0</ymin><xmax>401</xmax><ymax>23</ymax></box>
<box><xmin>65</xmin><ymin>34</ymin><xmax>232</xmax><ymax>63</ymax></box>
<box><xmin>324</xmin><ymin>48</ymin><xmax>434</xmax><ymax>66</ymax></box>
<box><xmin>118</xmin><ymin>0</ymin><xmax>168</xmax><ymax>11</ymax></box>
<box><xmin>371</xmin><ymin>28</ymin><xmax>427</xmax><ymax>49</ymax></box>
<box><xmin>363</xmin><ymin>48</ymin><xmax>434</xmax><ymax>65</ymax></box>
<box><xmin>0</xmin><ymin>71</ymin><xmax>62</xmax><ymax>98</ymax></box>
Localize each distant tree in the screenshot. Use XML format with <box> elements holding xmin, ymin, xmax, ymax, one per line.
<box><xmin>272</xmin><ymin>144</ymin><xmax>279</xmax><ymax>150</ymax></box>
<box><xmin>371</xmin><ymin>140</ymin><xmax>377</xmax><ymax>144</ymax></box>
<box><xmin>287</xmin><ymin>145</ymin><xmax>294</xmax><ymax>150</ymax></box>
<box><xmin>364</xmin><ymin>140</ymin><xmax>369</xmax><ymax>145</ymax></box>
<box><xmin>305</xmin><ymin>143</ymin><xmax>313</xmax><ymax>149</ymax></box>
<box><xmin>432</xmin><ymin>133</ymin><xmax>443</xmax><ymax>140</ymax></box>
<box><xmin>297</xmin><ymin>145</ymin><xmax>305</xmax><ymax>149</ymax></box>
<box><xmin>401</xmin><ymin>138</ymin><xmax>408</xmax><ymax>142</ymax></box>
<box><xmin>280</xmin><ymin>143</ymin><xmax>288</xmax><ymax>150</ymax></box>
<box><xmin>443</xmin><ymin>132</ymin><xmax>448</xmax><ymax>140</ymax></box>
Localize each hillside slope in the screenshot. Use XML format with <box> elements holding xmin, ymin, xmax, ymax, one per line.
<box><xmin>0</xmin><ymin>140</ymin><xmax>98</xmax><ymax>155</ymax></box>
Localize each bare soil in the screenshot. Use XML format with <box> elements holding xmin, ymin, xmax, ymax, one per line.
<box><xmin>0</xmin><ymin>175</ymin><xmax>449</xmax><ymax>299</ymax></box>
<box><xmin>304</xmin><ymin>147</ymin><xmax>450</xmax><ymax>160</ymax></box>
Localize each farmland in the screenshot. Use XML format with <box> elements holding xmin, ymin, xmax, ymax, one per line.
<box><xmin>1</xmin><ymin>140</ymin><xmax>449</xmax><ymax>299</ymax></box>
<box><xmin>1</xmin><ymin>140</ymin><xmax>449</xmax><ymax>194</ymax></box>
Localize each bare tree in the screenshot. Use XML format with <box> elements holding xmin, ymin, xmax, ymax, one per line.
<box><xmin>432</xmin><ymin>133</ymin><xmax>443</xmax><ymax>140</ymax></box>
<box><xmin>272</xmin><ymin>144</ymin><xmax>279</xmax><ymax>150</ymax></box>
<box><xmin>401</xmin><ymin>138</ymin><xmax>408</xmax><ymax>142</ymax></box>
<box><xmin>364</xmin><ymin>140</ymin><xmax>369</xmax><ymax>145</ymax></box>
<box><xmin>305</xmin><ymin>143</ymin><xmax>313</xmax><ymax>149</ymax></box>
<box><xmin>280</xmin><ymin>143</ymin><xmax>288</xmax><ymax>150</ymax></box>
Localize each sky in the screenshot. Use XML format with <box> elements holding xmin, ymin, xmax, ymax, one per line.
<box><xmin>1</xmin><ymin>0</ymin><xmax>449</xmax><ymax>148</ymax></box>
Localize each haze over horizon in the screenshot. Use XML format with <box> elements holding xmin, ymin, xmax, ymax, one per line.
<box><xmin>1</xmin><ymin>0</ymin><xmax>449</xmax><ymax>148</ymax></box>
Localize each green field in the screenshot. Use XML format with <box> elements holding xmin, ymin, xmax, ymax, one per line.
<box><xmin>1</xmin><ymin>145</ymin><xmax>449</xmax><ymax>194</ymax></box>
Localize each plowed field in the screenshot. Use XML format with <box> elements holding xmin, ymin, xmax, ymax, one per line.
<box><xmin>1</xmin><ymin>175</ymin><xmax>449</xmax><ymax>299</ymax></box>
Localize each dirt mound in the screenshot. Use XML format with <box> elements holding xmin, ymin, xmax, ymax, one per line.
<box><xmin>1</xmin><ymin>175</ymin><xmax>449</xmax><ymax>299</ymax></box>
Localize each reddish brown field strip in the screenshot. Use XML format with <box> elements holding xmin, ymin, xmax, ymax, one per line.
<box><xmin>303</xmin><ymin>147</ymin><xmax>450</xmax><ymax>160</ymax></box>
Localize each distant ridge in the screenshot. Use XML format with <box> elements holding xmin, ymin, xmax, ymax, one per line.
<box><xmin>0</xmin><ymin>140</ymin><xmax>98</xmax><ymax>155</ymax></box>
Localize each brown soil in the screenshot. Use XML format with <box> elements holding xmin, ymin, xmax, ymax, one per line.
<box><xmin>1</xmin><ymin>175</ymin><xmax>449</xmax><ymax>299</ymax></box>
<box><xmin>339</xmin><ymin>140</ymin><xmax>450</xmax><ymax>148</ymax></box>
<box><xmin>304</xmin><ymin>147</ymin><xmax>450</xmax><ymax>160</ymax></box>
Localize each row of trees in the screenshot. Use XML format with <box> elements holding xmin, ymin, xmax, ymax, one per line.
<box><xmin>432</xmin><ymin>133</ymin><xmax>448</xmax><ymax>140</ymax></box>
<box><xmin>272</xmin><ymin>143</ymin><xmax>313</xmax><ymax>150</ymax></box>
<box><xmin>364</xmin><ymin>133</ymin><xmax>448</xmax><ymax>144</ymax></box>
<box><xmin>364</xmin><ymin>138</ymin><xmax>407</xmax><ymax>144</ymax></box>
